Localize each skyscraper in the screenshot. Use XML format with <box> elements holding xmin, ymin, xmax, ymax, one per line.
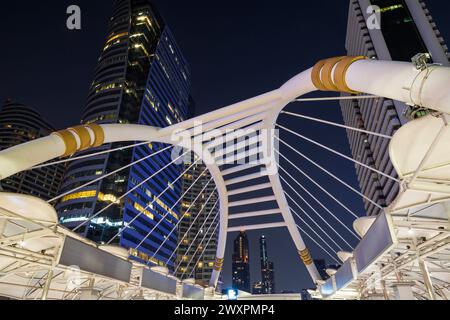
<box><xmin>259</xmin><ymin>235</ymin><xmax>275</xmax><ymax>294</ymax></box>
<box><xmin>0</xmin><ymin>100</ymin><xmax>64</xmax><ymax>200</ymax></box>
<box><xmin>56</xmin><ymin>0</ymin><xmax>192</xmax><ymax>270</ymax></box>
<box><xmin>341</xmin><ymin>0</ymin><xmax>450</xmax><ymax>216</ymax></box>
<box><xmin>232</xmin><ymin>231</ymin><xmax>251</xmax><ymax>292</ymax></box>
<box><xmin>175</xmin><ymin>162</ymin><xmax>218</xmax><ymax>285</ymax></box>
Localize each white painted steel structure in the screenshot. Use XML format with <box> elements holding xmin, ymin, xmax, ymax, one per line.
<box><xmin>1</xmin><ymin>56</ymin><xmax>450</xmax><ymax>299</ymax></box>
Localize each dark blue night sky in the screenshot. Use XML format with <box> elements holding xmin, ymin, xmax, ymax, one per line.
<box><xmin>1</xmin><ymin>0</ymin><xmax>450</xmax><ymax>292</ymax></box>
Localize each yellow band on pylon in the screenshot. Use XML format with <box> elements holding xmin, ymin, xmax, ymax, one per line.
<box><xmin>86</xmin><ymin>124</ymin><xmax>105</xmax><ymax>148</ymax></box>
<box><xmin>299</xmin><ymin>249</ymin><xmax>313</xmax><ymax>266</ymax></box>
<box><xmin>53</xmin><ymin>124</ymin><xmax>105</xmax><ymax>158</ymax></box>
<box><xmin>311</xmin><ymin>56</ymin><xmax>367</xmax><ymax>94</ymax></box>
<box><xmin>53</xmin><ymin>130</ymin><xmax>78</xmax><ymax>157</ymax></box>
<box><xmin>333</xmin><ymin>56</ymin><xmax>367</xmax><ymax>93</ymax></box>
<box><xmin>69</xmin><ymin>126</ymin><xmax>91</xmax><ymax>151</ymax></box>
<box><xmin>214</xmin><ymin>258</ymin><xmax>224</xmax><ymax>271</ymax></box>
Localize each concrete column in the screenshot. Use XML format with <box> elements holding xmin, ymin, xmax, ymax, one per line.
<box><xmin>393</xmin><ymin>282</ymin><xmax>415</xmax><ymax>300</ymax></box>
<box><xmin>418</xmin><ymin>259</ymin><xmax>437</xmax><ymax>300</ymax></box>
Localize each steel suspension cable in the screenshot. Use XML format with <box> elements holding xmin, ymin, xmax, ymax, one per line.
<box><xmin>182</xmin><ymin>213</ymin><xmax>220</xmax><ymax>280</ymax></box>
<box><xmin>276</xmin><ymin>124</ymin><xmax>400</xmax><ymax>183</ymax></box>
<box><xmin>32</xmin><ymin>141</ymin><xmax>152</xmax><ymax>170</ymax></box>
<box><xmin>163</xmin><ymin>183</ymin><xmax>218</xmax><ymax>265</ymax></box>
<box><xmin>72</xmin><ymin>147</ymin><xmax>189</xmax><ymax>232</ymax></box>
<box><xmin>49</xmin><ymin>145</ymin><xmax>172</xmax><ymax>203</ymax></box>
<box><xmin>280</xmin><ymin>166</ymin><xmax>360</xmax><ymax>240</ymax></box>
<box><xmin>294</xmin><ymin>95</ymin><xmax>380</xmax><ymax>102</ymax></box>
<box><xmin>106</xmin><ymin>157</ymin><xmax>203</xmax><ymax>245</ymax></box>
<box><xmin>275</xmin><ymin>136</ymin><xmax>384</xmax><ymax>210</ymax></box>
<box><xmin>188</xmin><ymin>223</ymin><xmax>220</xmax><ymax>280</ymax></box>
<box><xmin>144</xmin><ymin>177</ymin><xmax>216</xmax><ymax>260</ymax></box>
<box><xmin>280</xmin><ymin>111</ymin><xmax>392</xmax><ymax>139</ymax></box>
<box><xmin>283</xmin><ymin>190</ymin><xmax>346</xmax><ymax>251</ymax></box>
<box><xmin>276</xmin><ymin>149</ymin><xmax>359</xmax><ymax>219</ymax></box>
<box><xmin>134</xmin><ymin>167</ymin><xmax>211</xmax><ymax>251</ymax></box>
<box><xmin>296</xmin><ymin>223</ymin><xmax>341</xmax><ymax>265</ymax></box>
<box><xmin>182</xmin><ymin>213</ymin><xmax>220</xmax><ymax>279</ymax></box>
<box><xmin>291</xmin><ymin>206</ymin><xmax>341</xmax><ymax>263</ymax></box>
<box><xmin>174</xmin><ymin>202</ymin><xmax>220</xmax><ymax>275</ymax></box>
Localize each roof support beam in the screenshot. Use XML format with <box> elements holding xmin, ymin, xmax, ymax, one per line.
<box><xmin>228</xmin><ymin>209</ymin><xmax>281</xmax><ymax>220</ymax></box>
<box><xmin>206</xmin><ymin>124</ymin><xmax>264</xmax><ymax>151</ymax></box>
<box><xmin>222</xmin><ymin>162</ymin><xmax>263</xmax><ymax>176</ymax></box>
<box><xmin>228</xmin><ymin>222</ymin><xmax>287</xmax><ymax>233</ymax></box>
<box><xmin>227</xmin><ymin>183</ymin><xmax>272</xmax><ymax>196</ymax></box>
<box><xmin>225</xmin><ymin>171</ymin><xmax>268</xmax><ymax>186</ymax></box>
<box><xmin>229</xmin><ymin>196</ymin><xmax>277</xmax><ymax>208</ymax></box>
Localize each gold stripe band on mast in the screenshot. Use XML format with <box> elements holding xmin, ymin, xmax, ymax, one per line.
<box><xmin>311</xmin><ymin>56</ymin><xmax>367</xmax><ymax>94</ymax></box>
<box><xmin>52</xmin><ymin>124</ymin><xmax>105</xmax><ymax>157</ymax></box>
<box><xmin>53</xmin><ymin>130</ymin><xmax>78</xmax><ymax>157</ymax></box>
<box><xmin>214</xmin><ymin>257</ymin><xmax>225</xmax><ymax>272</ymax></box>
<box><xmin>333</xmin><ymin>56</ymin><xmax>367</xmax><ymax>93</ymax></box>
<box><xmin>299</xmin><ymin>248</ymin><xmax>313</xmax><ymax>266</ymax></box>
<box><xmin>69</xmin><ymin>126</ymin><xmax>91</xmax><ymax>151</ymax></box>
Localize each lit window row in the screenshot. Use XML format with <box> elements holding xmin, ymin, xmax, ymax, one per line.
<box><xmin>379</xmin><ymin>4</ymin><xmax>403</xmax><ymax>13</ymax></box>
<box><xmin>103</xmin><ymin>32</ymin><xmax>128</xmax><ymax>51</ymax></box>
<box><xmin>106</xmin><ymin>32</ymin><xmax>128</xmax><ymax>45</ymax></box>
<box><xmin>129</xmin><ymin>248</ymin><xmax>166</xmax><ymax>267</ymax></box>
<box><xmin>133</xmin><ymin>202</ymin><xmax>154</xmax><ymax>220</ymax></box>
<box><xmin>146</xmin><ymin>190</ymin><xmax>179</xmax><ymax>220</ymax></box>
<box><xmin>95</xmin><ymin>82</ymin><xmax>123</xmax><ymax>94</ymax></box>
<box><xmin>61</xmin><ymin>190</ymin><xmax>97</xmax><ymax>203</ymax></box>
<box><xmin>133</xmin><ymin>43</ymin><xmax>151</xmax><ymax>57</ymax></box>
<box><xmin>83</xmin><ymin>113</ymin><xmax>116</xmax><ymax>125</ymax></box>
<box><xmin>98</xmin><ymin>192</ymin><xmax>121</xmax><ymax>204</ymax></box>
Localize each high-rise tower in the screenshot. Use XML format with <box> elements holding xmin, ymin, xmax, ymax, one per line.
<box><xmin>0</xmin><ymin>101</ymin><xmax>65</xmax><ymax>200</ymax></box>
<box><xmin>341</xmin><ymin>0</ymin><xmax>450</xmax><ymax>216</ymax></box>
<box><xmin>56</xmin><ymin>0</ymin><xmax>192</xmax><ymax>270</ymax></box>
<box><xmin>175</xmin><ymin>162</ymin><xmax>219</xmax><ymax>285</ymax></box>
<box><xmin>232</xmin><ymin>231</ymin><xmax>251</xmax><ymax>292</ymax></box>
<box><xmin>259</xmin><ymin>235</ymin><xmax>275</xmax><ymax>294</ymax></box>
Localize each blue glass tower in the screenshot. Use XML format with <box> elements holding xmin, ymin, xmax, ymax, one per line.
<box><xmin>56</xmin><ymin>0</ymin><xmax>192</xmax><ymax>270</ymax></box>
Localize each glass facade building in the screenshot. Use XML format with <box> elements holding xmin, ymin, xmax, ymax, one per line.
<box><xmin>0</xmin><ymin>101</ymin><xmax>65</xmax><ymax>200</ymax></box>
<box><xmin>56</xmin><ymin>0</ymin><xmax>192</xmax><ymax>270</ymax></box>
<box><xmin>175</xmin><ymin>162</ymin><xmax>218</xmax><ymax>285</ymax></box>
<box><xmin>341</xmin><ymin>0</ymin><xmax>450</xmax><ymax>216</ymax></box>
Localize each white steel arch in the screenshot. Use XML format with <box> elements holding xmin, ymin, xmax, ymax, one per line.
<box><xmin>1</xmin><ymin>56</ymin><xmax>450</xmax><ymax>291</ymax></box>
